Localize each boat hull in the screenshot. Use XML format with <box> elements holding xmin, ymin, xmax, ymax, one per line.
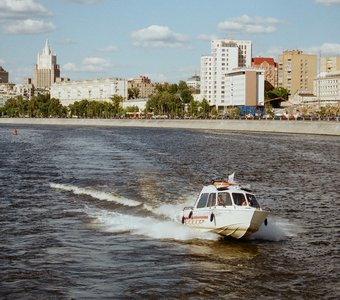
<box><xmin>182</xmin><ymin>207</ymin><xmax>269</xmax><ymax>239</ymax></box>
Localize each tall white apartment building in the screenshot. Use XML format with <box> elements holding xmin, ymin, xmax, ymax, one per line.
<box><xmin>200</xmin><ymin>39</ymin><xmax>252</xmax><ymax>107</ymax></box>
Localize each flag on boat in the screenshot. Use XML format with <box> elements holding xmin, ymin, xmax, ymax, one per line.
<box><xmin>228</xmin><ymin>172</ymin><xmax>235</xmax><ymax>183</ymax></box>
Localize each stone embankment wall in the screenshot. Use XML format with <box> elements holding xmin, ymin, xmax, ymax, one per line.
<box><xmin>0</xmin><ymin>118</ymin><xmax>339</xmax><ymax>136</ymax></box>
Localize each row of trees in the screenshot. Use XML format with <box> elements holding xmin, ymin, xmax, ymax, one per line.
<box><xmin>0</xmin><ymin>94</ymin><xmax>67</xmax><ymax>118</ymax></box>
<box><xmin>144</xmin><ymin>81</ymin><xmax>211</xmax><ymax>118</ymax></box>
<box><xmin>0</xmin><ymin>81</ymin><xmax>218</xmax><ymax>119</ymax></box>
<box><xmin>0</xmin><ymin>94</ymin><xmax>127</xmax><ymax>119</ymax></box>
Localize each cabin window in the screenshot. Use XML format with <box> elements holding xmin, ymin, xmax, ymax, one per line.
<box><xmin>207</xmin><ymin>193</ymin><xmax>216</xmax><ymax>207</ymax></box>
<box><xmin>232</xmin><ymin>193</ymin><xmax>246</xmax><ymax>206</ymax></box>
<box><xmin>196</xmin><ymin>193</ymin><xmax>209</xmax><ymax>208</ymax></box>
<box><xmin>246</xmin><ymin>194</ymin><xmax>260</xmax><ymax>208</ymax></box>
<box><xmin>217</xmin><ymin>192</ymin><xmax>232</xmax><ymax>206</ymax></box>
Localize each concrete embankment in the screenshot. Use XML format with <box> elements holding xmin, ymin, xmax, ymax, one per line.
<box><xmin>0</xmin><ymin>118</ymin><xmax>339</xmax><ymax>136</ymax></box>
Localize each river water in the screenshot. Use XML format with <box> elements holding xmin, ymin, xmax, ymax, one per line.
<box><xmin>0</xmin><ymin>125</ymin><xmax>339</xmax><ymax>299</ymax></box>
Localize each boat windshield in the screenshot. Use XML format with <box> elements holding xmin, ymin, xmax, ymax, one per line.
<box><xmin>196</xmin><ymin>193</ymin><xmax>209</xmax><ymax>208</ymax></box>
<box><xmin>246</xmin><ymin>194</ymin><xmax>260</xmax><ymax>208</ymax></box>
<box><xmin>207</xmin><ymin>193</ymin><xmax>216</xmax><ymax>207</ymax></box>
<box><xmin>232</xmin><ymin>193</ymin><xmax>247</xmax><ymax>206</ymax></box>
<box><xmin>217</xmin><ymin>192</ymin><xmax>232</xmax><ymax>206</ymax></box>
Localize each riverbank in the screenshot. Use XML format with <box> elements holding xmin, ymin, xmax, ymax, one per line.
<box><xmin>0</xmin><ymin>117</ymin><xmax>339</xmax><ymax>136</ymax></box>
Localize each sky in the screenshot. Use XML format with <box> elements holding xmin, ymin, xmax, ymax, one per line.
<box><xmin>0</xmin><ymin>0</ymin><xmax>340</xmax><ymax>84</ymax></box>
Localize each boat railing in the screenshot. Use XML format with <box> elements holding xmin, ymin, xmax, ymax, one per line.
<box><xmin>183</xmin><ymin>206</ymin><xmax>194</xmax><ymax>210</ymax></box>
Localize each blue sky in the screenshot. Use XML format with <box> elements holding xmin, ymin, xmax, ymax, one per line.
<box><xmin>1</xmin><ymin>0</ymin><xmax>340</xmax><ymax>84</ymax></box>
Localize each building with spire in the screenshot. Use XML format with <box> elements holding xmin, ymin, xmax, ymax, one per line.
<box><xmin>33</xmin><ymin>40</ymin><xmax>60</xmax><ymax>90</ymax></box>
<box><xmin>0</xmin><ymin>66</ymin><xmax>9</xmax><ymax>83</ymax></box>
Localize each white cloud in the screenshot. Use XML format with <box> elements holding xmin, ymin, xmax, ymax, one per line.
<box><xmin>0</xmin><ymin>1</ymin><xmax>54</xmax><ymax>35</ymax></box>
<box><xmin>63</xmin><ymin>57</ymin><xmax>113</xmax><ymax>72</ymax></box>
<box><xmin>197</xmin><ymin>34</ymin><xmax>218</xmax><ymax>41</ymax></box>
<box><xmin>0</xmin><ymin>0</ymin><xmax>51</xmax><ymax>19</ymax></box>
<box><xmin>218</xmin><ymin>15</ymin><xmax>282</xmax><ymax>34</ymax></box>
<box><xmin>99</xmin><ymin>45</ymin><xmax>118</xmax><ymax>52</ymax></box>
<box><xmin>131</xmin><ymin>25</ymin><xmax>188</xmax><ymax>48</ymax></box>
<box><xmin>4</xmin><ymin>19</ymin><xmax>55</xmax><ymax>34</ymax></box>
<box><xmin>64</xmin><ymin>0</ymin><xmax>102</xmax><ymax>4</ymax></box>
<box><xmin>63</xmin><ymin>62</ymin><xmax>78</xmax><ymax>71</ymax></box>
<box><xmin>315</xmin><ymin>0</ymin><xmax>340</xmax><ymax>5</ymax></box>
<box><xmin>306</xmin><ymin>43</ymin><xmax>340</xmax><ymax>55</ymax></box>
<box><xmin>0</xmin><ymin>59</ymin><xmax>6</xmax><ymax>65</ymax></box>
<box><xmin>255</xmin><ymin>46</ymin><xmax>284</xmax><ymax>59</ymax></box>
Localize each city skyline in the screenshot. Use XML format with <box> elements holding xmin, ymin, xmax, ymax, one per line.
<box><xmin>0</xmin><ymin>0</ymin><xmax>340</xmax><ymax>84</ymax></box>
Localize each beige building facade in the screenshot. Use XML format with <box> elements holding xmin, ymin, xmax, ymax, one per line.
<box><xmin>252</xmin><ymin>57</ymin><xmax>277</xmax><ymax>89</ymax></box>
<box><xmin>278</xmin><ymin>50</ymin><xmax>317</xmax><ymax>96</ymax></box>
<box><xmin>320</xmin><ymin>56</ymin><xmax>340</xmax><ymax>73</ymax></box>
<box><xmin>127</xmin><ymin>76</ymin><xmax>156</xmax><ymax>98</ymax></box>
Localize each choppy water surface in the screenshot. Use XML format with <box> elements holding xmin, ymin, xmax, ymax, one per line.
<box><xmin>0</xmin><ymin>125</ymin><xmax>339</xmax><ymax>299</ymax></box>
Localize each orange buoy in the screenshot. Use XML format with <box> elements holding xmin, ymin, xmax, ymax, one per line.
<box><xmin>13</xmin><ymin>129</ymin><xmax>17</xmax><ymax>135</ymax></box>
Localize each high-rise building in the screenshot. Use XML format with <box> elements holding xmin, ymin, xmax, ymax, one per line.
<box><xmin>33</xmin><ymin>40</ymin><xmax>60</xmax><ymax>90</ymax></box>
<box><xmin>0</xmin><ymin>66</ymin><xmax>9</xmax><ymax>83</ymax></box>
<box><xmin>200</xmin><ymin>39</ymin><xmax>252</xmax><ymax>107</ymax></box>
<box><xmin>252</xmin><ymin>57</ymin><xmax>278</xmax><ymax>90</ymax></box>
<box><xmin>320</xmin><ymin>56</ymin><xmax>340</xmax><ymax>73</ymax></box>
<box><xmin>278</xmin><ymin>50</ymin><xmax>317</xmax><ymax>96</ymax></box>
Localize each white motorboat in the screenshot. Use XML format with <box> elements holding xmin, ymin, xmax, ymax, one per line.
<box><xmin>181</xmin><ymin>178</ymin><xmax>270</xmax><ymax>239</ymax></box>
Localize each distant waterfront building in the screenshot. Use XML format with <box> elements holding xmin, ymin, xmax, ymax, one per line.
<box><xmin>186</xmin><ymin>74</ymin><xmax>200</xmax><ymax>92</ymax></box>
<box><xmin>252</xmin><ymin>57</ymin><xmax>278</xmax><ymax>89</ymax></box>
<box><xmin>200</xmin><ymin>39</ymin><xmax>252</xmax><ymax>108</ymax></box>
<box><xmin>0</xmin><ymin>83</ymin><xmax>16</xmax><ymax>106</ymax></box>
<box><xmin>0</xmin><ymin>66</ymin><xmax>9</xmax><ymax>83</ymax></box>
<box><xmin>16</xmin><ymin>78</ymin><xmax>34</xmax><ymax>100</ymax></box>
<box><xmin>122</xmin><ymin>98</ymin><xmax>148</xmax><ymax>112</ymax></box>
<box><xmin>320</xmin><ymin>56</ymin><xmax>340</xmax><ymax>73</ymax></box>
<box><xmin>313</xmin><ymin>71</ymin><xmax>340</xmax><ymax>105</ymax></box>
<box><xmin>278</xmin><ymin>50</ymin><xmax>317</xmax><ymax>96</ymax></box>
<box><xmin>50</xmin><ymin>77</ymin><xmax>128</xmax><ymax>106</ymax></box>
<box><xmin>224</xmin><ymin>69</ymin><xmax>265</xmax><ymax>107</ymax></box>
<box><xmin>127</xmin><ymin>76</ymin><xmax>156</xmax><ymax>98</ymax></box>
<box><xmin>33</xmin><ymin>40</ymin><xmax>60</xmax><ymax>90</ymax></box>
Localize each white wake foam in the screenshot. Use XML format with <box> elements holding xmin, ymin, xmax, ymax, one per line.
<box><xmin>86</xmin><ymin>207</ymin><xmax>219</xmax><ymax>241</ymax></box>
<box><xmin>50</xmin><ymin>183</ymin><xmax>143</xmax><ymax>207</ymax></box>
<box><xmin>249</xmin><ymin>217</ymin><xmax>299</xmax><ymax>241</ymax></box>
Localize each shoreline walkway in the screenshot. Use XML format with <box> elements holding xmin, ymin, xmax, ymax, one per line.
<box><xmin>0</xmin><ymin>118</ymin><xmax>339</xmax><ymax>136</ymax></box>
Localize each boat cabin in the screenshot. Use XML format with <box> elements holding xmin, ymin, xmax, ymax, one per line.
<box><xmin>194</xmin><ymin>184</ymin><xmax>260</xmax><ymax>209</ymax></box>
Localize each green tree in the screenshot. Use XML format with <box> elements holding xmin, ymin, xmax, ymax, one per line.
<box><xmin>110</xmin><ymin>95</ymin><xmax>125</xmax><ymax>117</ymax></box>
<box><xmin>128</xmin><ymin>87</ymin><xmax>140</xmax><ymax>99</ymax></box>
<box><xmin>48</xmin><ymin>98</ymin><xmax>64</xmax><ymax>117</ymax></box>
<box><xmin>199</xmin><ymin>98</ymin><xmax>210</xmax><ymax>118</ymax></box>
<box><xmin>187</xmin><ymin>98</ymin><xmax>199</xmax><ymax>117</ymax></box>
<box><xmin>265</xmin><ymin>87</ymin><xmax>289</xmax><ymax>100</ymax></box>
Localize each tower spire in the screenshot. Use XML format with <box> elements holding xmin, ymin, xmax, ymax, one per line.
<box><xmin>43</xmin><ymin>39</ymin><xmax>51</xmax><ymax>55</ymax></box>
